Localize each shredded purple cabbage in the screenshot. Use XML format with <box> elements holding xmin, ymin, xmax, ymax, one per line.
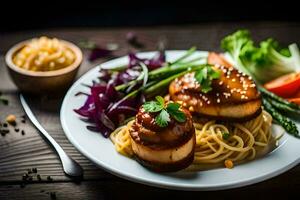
<box><xmin>126</xmin><ymin>32</ymin><xmax>144</xmax><ymax>48</ymax></box>
<box><xmin>74</xmin><ymin>51</ymin><xmax>165</xmax><ymax>137</ymax></box>
<box><xmin>89</xmin><ymin>47</ymin><xmax>113</xmax><ymax>61</ymax></box>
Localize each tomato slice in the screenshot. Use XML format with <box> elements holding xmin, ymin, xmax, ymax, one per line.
<box><xmin>207</xmin><ymin>52</ymin><xmax>233</xmax><ymax>67</ymax></box>
<box><xmin>288</xmin><ymin>98</ymin><xmax>300</xmax><ymax>105</ymax></box>
<box><xmin>264</xmin><ymin>73</ymin><xmax>300</xmax><ymax>98</ymax></box>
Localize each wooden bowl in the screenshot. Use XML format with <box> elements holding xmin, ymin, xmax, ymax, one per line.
<box><xmin>5</xmin><ymin>39</ymin><xmax>83</xmax><ymax>95</ymax></box>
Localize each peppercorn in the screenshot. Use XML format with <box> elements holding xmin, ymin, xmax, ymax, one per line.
<box><xmin>32</xmin><ymin>168</ymin><xmax>37</xmax><ymax>173</ymax></box>
<box><xmin>47</xmin><ymin>176</ymin><xmax>53</xmax><ymax>181</ymax></box>
<box><xmin>50</xmin><ymin>192</ymin><xmax>57</xmax><ymax>199</ymax></box>
<box><xmin>37</xmin><ymin>174</ymin><xmax>42</xmax><ymax>181</ymax></box>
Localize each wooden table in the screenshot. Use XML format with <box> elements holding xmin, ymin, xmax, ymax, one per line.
<box><xmin>1</xmin><ymin>22</ymin><xmax>300</xmax><ymax>199</ymax></box>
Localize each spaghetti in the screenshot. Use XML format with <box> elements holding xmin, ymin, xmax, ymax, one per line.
<box><xmin>110</xmin><ymin>110</ymin><xmax>273</xmax><ymax>169</ymax></box>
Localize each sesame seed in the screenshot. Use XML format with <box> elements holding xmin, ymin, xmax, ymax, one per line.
<box><xmin>189</xmin><ymin>106</ymin><xmax>195</xmax><ymax>112</ymax></box>
<box><xmin>232</xmin><ymin>78</ymin><xmax>236</xmax><ymax>82</ymax></box>
<box><xmin>217</xmin><ymin>98</ymin><xmax>220</xmax><ymax>103</ymax></box>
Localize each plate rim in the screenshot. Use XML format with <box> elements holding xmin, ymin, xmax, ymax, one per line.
<box><xmin>60</xmin><ymin>50</ymin><xmax>300</xmax><ymax>191</ymax></box>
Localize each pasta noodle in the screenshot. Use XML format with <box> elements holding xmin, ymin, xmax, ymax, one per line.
<box><xmin>110</xmin><ymin>110</ymin><xmax>274</xmax><ymax>169</ymax></box>
<box><xmin>13</xmin><ymin>36</ymin><xmax>75</xmax><ymax>72</ymax></box>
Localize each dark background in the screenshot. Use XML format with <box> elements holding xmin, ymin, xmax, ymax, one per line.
<box><xmin>1</xmin><ymin>0</ymin><xmax>299</xmax><ymax>31</ymax></box>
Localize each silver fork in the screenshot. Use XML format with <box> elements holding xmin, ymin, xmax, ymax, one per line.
<box><xmin>20</xmin><ymin>94</ymin><xmax>83</xmax><ymax>177</ymax></box>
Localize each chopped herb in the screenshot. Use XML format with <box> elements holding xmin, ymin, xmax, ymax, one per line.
<box><xmin>142</xmin><ymin>96</ymin><xmax>186</xmax><ymax>127</ymax></box>
<box><xmin>0</xmin><ymin>92</ymin><xmax>8</xmax><ymax>105</ymax></box>
<box><xmin>3</xmin><ymin>123</ymin><xmax>7</xmax><ymax>127</ymax></box>
<box><xmin>166</xmin><ymin>103</ymin><xmax>186</xmax><ymax>122</ymax></box>
<box><xmin>155</xmin><ymin>109</ymin><xmax>170</xmax><ymax>127</ymax></box>
<box><xmin>222</xmin><ymin>132</ymin><xmax>230</xmax><ymax>140</ymax></box>
<box><xmin>142</xmin><ymin>100</ymin><xmax>164</xmax><ymax>112</ymax></box>
<box><xmin>195</xmin><ymin>65</ymin><xmax>221</xmax><ymax>93</ymax></box>
<box><xmin>0</xmin><ymin>98</ymin><xmax>8</xmax><ymax>105</ymax></box>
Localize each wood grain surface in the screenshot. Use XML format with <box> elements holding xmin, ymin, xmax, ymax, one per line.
<box><xmin>0</xmin><ymin>22</ymin><xmax>300</xmax><ymax>199</ymax></box>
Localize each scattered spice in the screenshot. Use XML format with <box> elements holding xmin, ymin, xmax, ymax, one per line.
<box><xmin>37</xmin><ymin>174</ymin><xmax>42</xmax><ymax>181</ymax></box>
<box><xmin>1</xmin><ymin>129</ymin><xmax>9</xmax><ymax>136</ymax></box>
<box><xmin>27</xmin><ymin>168</ymin><xmax>32</xmax><ymax>174</ymax></box>
<box><xmin>3</xmin><ymin>123</ymin><xmax>8</xmax><ymax>127</ymax></box>
<box><xmin>224</xmin><ymin>159</ymin><xmax>234</xmax><ymax>169</ymax></box>
<box><xmin>0</xmin><ymin>91</ymin><xmax>9</xmax><ymax>105</ymax></box>
<box><xmin>50</xmin><ymin>192</ymin><xmax>57</xmax><ymax>200</ymax></box>
<box><xmin>22</xmin><ymin>173</ymin><xmax>28</xmax><ymax>181</ymax></box>
<box><xmin>21</xmin><ymin>130</ymin><xmax>25</xmax><ymax>135</ymax></box>
<box><xmin>126</xmin><ymin>32</ymin><xmax>144</xmax><ymax>48</ymax></box>
<box><xmin>32</xmin><ymin>168</ymin><xmax>37</xmax><ymax>173</ymax></box>
<box><xmin>14</xmin><ymin>128</ymin><xmax>19</xmax><ymax>132</ymax></box>
<box><xmin>6</xmin><ymin>114</ymin><xmax>16</xmax><ymax>126</ymax></box>
<box><xmin>21</xmin><ymin>119</ymin><xmax>26</xmax><ymax>123</ymax></box>
<box><xmin>47</xmin><ymin>176</ymin><xmax>53</xmax><ymax>182</ymax></box>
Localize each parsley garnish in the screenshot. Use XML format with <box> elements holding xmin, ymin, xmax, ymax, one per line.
<box><xmin>142</xmin><ymin>96</ymin><xmax>187</xmax><ymax>127</ymax></box>
<box><xmin>195</xmin><ymin>65</ymin><xmax>221</xmax><ymax>93</ymax></box>
<box><xmin>0</xmin><ymin>92</ymin><xmax>8</xmax><ymax>105</ymax></box>
<box><xmin>222</xmin><ymin>132</ymin><xmax>230</xmax><ymax>140</ymax></box>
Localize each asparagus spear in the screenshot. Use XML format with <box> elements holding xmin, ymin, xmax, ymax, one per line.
<box><xmin>262</xmin><ymin>98</ymin><xmax>299</xmax><ymax>137</ymax></box>
<box><xmin>259</xmin><ymin>87</ymin><xmax>300</xmax><ymax>110</ymax></box>
<box><xmin>266</xmin><ymin>97</ymin><xmax>300</xmax><ymax>114</ymax></box>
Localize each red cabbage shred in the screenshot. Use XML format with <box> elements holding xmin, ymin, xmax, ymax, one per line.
<box><xmin>74</xmin><ymin>52</ymin><xmax>165</xmax><ymax>137</ymax></box>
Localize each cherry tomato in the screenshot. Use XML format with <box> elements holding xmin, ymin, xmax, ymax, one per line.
<box><xmin>207</xmin><ymin>52</ymin><xmax>233</xmax><ymax>67</ymax></box>
<box><xmin>264</xmin><ymin>73</ymin><xmax>300</xmax><ymax>98</ymax></box>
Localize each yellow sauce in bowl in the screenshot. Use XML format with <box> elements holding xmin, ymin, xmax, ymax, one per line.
<box><xmin>13</xmin><ymin>36</ymin><xmax>76</xmax><ymax>72</ymax></box>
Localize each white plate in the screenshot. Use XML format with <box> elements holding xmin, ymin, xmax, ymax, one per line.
<box><xmin>60</xmin><ymin>51</ymin><xmax>300</xmax><ymax>191</ymax></box>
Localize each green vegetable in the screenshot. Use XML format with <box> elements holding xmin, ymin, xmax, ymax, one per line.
<box><xmin>221</xmin><ymin>29</ymin><xmax>300</xmax><ymax>83</ymax></box>
<box><xmin>166</xmin><ymin>103</ymin><xmax>186</xmax><ymax>122</ymax></box>
<box><xmin>143</xmin><ymin>101</ymin><xmax>164</xmax><ymax>112</ymax></box>
<box><xmin>265</xmin><ymin>97</ymin><xmax>300</xmax><ymax>115</ymax></box>
<box><xmin>0</xmin><ymin>92</ymin><xmax>8</xmax><ymax>105</ymax></box>
<box><xmin>155</xmin><ymin>109</ymin><xmax>170</xmax><ymax>127</ymax></box>
<box><xmin>195</xmin><ymin>65</ymin><xmax>221</xmax><ymax>93</ymax></box>
<box><xmin>142</xmin><ymin>96</ymin><xmax>186</xmax><ymax>127</ymax></box>
<box><xmin>115</xmin><ymin>47</ymin><xmax>206</xmax><ymax>92</ymax></box>
<box><xmin>222</xmin><ymin>132</ymin><xmax>230</xmax><ymax>140</ymax></box>
<box><xmin>262</xmin><ymin>98</ymin><xmax>299</xmax><ymax>137</ymax></box>
<box><xmin>259</xmin><ymin>87</ymin><xmax>300</xmax><ymax>110</ymax></box>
